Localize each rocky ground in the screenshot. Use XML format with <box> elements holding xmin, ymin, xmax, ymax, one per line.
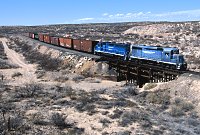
<box><xmin>0</xmin><ymin>21</ymin><xmax>200</xmax><ymax>134</ymax></box>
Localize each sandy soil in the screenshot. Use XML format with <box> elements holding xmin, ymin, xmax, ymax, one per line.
<box><xmin>0</xmin><ymin>38</ymin><xmax>38</xmax><ymax>85</ymax></box>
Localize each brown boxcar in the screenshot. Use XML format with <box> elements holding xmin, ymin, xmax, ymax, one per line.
<box><xmin>80</xmin><ymin>40</ymin><xmax>98</xmax><ymax>53</ymax></box>
<box><xmin>51</xmin><ymin>37</ymin><xmax>60</xmax><ymax>46</ymax></box>
<box><xmin>29</xmin><ymin>32</ymin><xmax>32</xmax><ymax>38</ymax></box>
<box><xmin>59</xmin><ymin>37</ymin><xmax>73</xmax><ymax>48</ymax></box>
<box><xmin>59</xmin><ymin>38</ymin><xmax>64</xmax><ymax>47</ymax></box>
<box><xmin>38</xmin><ymin>33</ymin><xmax>44</xmax><ymax>42</ymax></box>
<box><xmin>73</xmin><ymin>39</ymin><xmax>98</xmax><ymax>53</ymax></box>
<box><xmin>43</xmin><ymin>35</ymin><xmax>51</xmax><ymax>44</ymax></box>
<box><xmin>73</xmin><ymin>39</ymin><xmax>81</xmax><ymax>51</ymax></box>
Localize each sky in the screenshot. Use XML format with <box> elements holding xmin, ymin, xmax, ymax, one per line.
<box><xmin>0</xmin><ymin>0</ymin><xmax>200</xmax><ymax>26</ymax></box>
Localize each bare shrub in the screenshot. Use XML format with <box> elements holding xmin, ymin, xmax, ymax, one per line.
<box><xmin>32</xmin><ymin>112</ymin><xmax>49</xmax><ymax>126</ymax></box>
<box><xmin>67</xmin><ymin>127</ymin><xmax>85</xmax><ymax>135</ymax></box>
<box><xmin>72</xmin><ymin>75</ymin><xmax>85</xmax><ymax>82</ymax></box>
<box><xmin>0</xmin><ymin>113</ymin><xmax>24</xmax><ymax>134</ymax></box>
<box><xmin>109</xmin><ymin>109</ymin><xmax>123</xmax><ymax>119</ymax></box>
<box><xmin>35</xmin><ymin>70</ymin><xmax>45</xmax><ymax>79</ymax></box>
<box><xmin>169</xmin><ymin>98</ymin><xmax>194</xmax><ymax>117</ymax></box>
<box><xmin>9</xmin><ymin>115</ymin><xmax>24</xmax><ymax>131</ymax></box>
<box><xmin>119</xmin><ymin>110</ymin><xmax>150</xmax><ymax>127</ymax></box>
<box><xmin>12</xmin><ymin>72</ymin><xmax>23</xmax><ymax>78</ymax></box>
<box><xmin>0</xmin><ymin>59</ymin><xmax>18</xmax><ymax>69</ymax></box>
<box><xmin>174</xmin><ymin>98</ymin><xmax>194</xmax><ymax>111</ymax></box>
<box><xmin>146</xmin><ymin>89</ymin><xmax>170</xmax><ymax>105</ymax></box>
<box><xmin>15</xmin><ymin>83</ymin><xmax>42</xmax><ymax>98</ymax></box>
<box><xmin>99</xmin><ymin>118</ymin><xmax>111</xmax><ymax>127</ymax></box>
<box><xmin>54</xmin><ymin>75</ymin><xmax>69</xmax><ymax>82</ymax></box>
<box><xmin>51</xmin><ymin>113</ymin><xmax>72</xmax><ymax>128</ymax></box>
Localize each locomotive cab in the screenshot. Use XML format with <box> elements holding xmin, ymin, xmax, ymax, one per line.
<box><xmin>171</xmin><ymin>50</ymin><xmax>187</xmax><ymax>70</ymax></box>
<box><xmin>176</xmin><ymin>55</ymin><xmax>187</xmax><ymax>70</ymax></box>
<box><xmin>94</xmin><ymin>42</ymin><xmax>103</xmax><ymax>55</ymax></box>
<box><xmin>163</xmin><ymin>48</ymin><xmax>187</xmax><ymax>70</ymax></box>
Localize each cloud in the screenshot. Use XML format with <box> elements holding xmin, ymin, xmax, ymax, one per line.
<box><xmin>102</xmin><ymin>13</ymin><xmax>109</xmax><ymax>16</ymax></box>
<box><xmin>77</xmin><ymin>18</ymin><xmax>94</xmax><ymax>21</ymax></box>
<box><xmin>115</xmin><ymin>13</ymin><xmax>124</xmax><ymax>17</ymax></box>
<box><xmin>70</xmin><ymin>9</ymin><xmax>200</xmax><ymax>24</ymax></box>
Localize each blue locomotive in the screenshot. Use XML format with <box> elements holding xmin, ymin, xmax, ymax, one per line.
<box><xmin>94</xmin><ymin>42</ymin><xmax>131</xmax><ymax>60</ymax></box>
<box><xmin>94</xmin><ymin>42</ymin><xmax>187</xmax><ymax>70</ymax></box>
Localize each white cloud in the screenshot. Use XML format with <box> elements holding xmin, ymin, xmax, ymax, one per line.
<box><xmin>115</xmin><ymin>13</ymin><xmax>124</xmax><ymax>17</ymax></box>
<box><xmin>70</xmin><ymin>9</ymin><xmax>200</xmax><ymax>24</ymax></box>
<box><xmin>77</xmin><ymin>18</ymin><xmax>94</xmax><ymax>21</ymax></box>
<box><xmin>102</xmin><ymin>13</ymin><xmax>109</xmax><ymax>16</ymax></box>
<box><xmin>109</xmin><ymin>15</ymin><xmax>113</xmax><ymax>18</ymax></box>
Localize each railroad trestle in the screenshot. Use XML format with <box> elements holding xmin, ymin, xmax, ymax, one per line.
<box><xmin>103</xmin><ymin>57</ymin><xmax>183</xmax><ymax>87</ymax></box>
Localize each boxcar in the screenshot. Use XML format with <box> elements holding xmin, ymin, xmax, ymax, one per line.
<box><xmin>51</xmin><ymin>37</ymin><xmax>60</xmax><ymax>46</ymax></box>
<box><xmin>43</xmin><ymin>35</ymin><xmax>51</xmax><ymax>44</ymax></box>
<box><xmin>81</xmin><ymin>40</ymin><xmax>99</xmax><ymax>53</ymax></box>
<box><xmin>29</xmin><ymin>33</ymin><xmax>33</xmax><ymax>38</ymax></box>
<box><xmin>73</xmin><ymin>39</ymin><xmax>81</xmax><ymax>51</ymax></box>
<box><xmin>38</xmin><ymin>33</ymin><xmax>44</xmax><ymax>42</ymax></box>
<box><xmin>73</xmin><ymin>39</ymin><xmax>98</xmax><ymax>53</ymax></box>
<box><xmin>59</xmin><ymin>37</ymin><xmax>73</xmax><ymax>48</ymax></box>
<box><xmin>29</xmin><ymin>33</ymin><xmax>39</xmax><ymax>40</ymax></box>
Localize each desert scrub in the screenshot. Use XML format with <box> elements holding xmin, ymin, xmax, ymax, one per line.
<box><xmin>54</xmin><ymin>75</ymin><xmax>69</xmax><ymax>82</ymax></box>
<box><xmin>11</xmin><ymin>39</ymin><xmax>62</xmax><ymax>71</ymax></box>
<box><xmin>169</xmin><ymin>98</ymin><xmax>194</xmax><ymax>117</ymax></box>
<box><xmin>14</xmin><ymin>83</ymin><xmax>42</xmax><ymax>98</ymax></box>
<box><xmin>144</xmin><ymin>83</ymin><xmax>157</xmax><ymax>90</ymax></box>
<box><xmin>119</xmin><ymin>110</ymin><xmax>150</xmax><ymax>127</ymax></box>
<box><xmin>51</xmin><ymin>113</ymin><xmax>72</xmax><ymax>129</ymax></box>
<box><xmin>72</xmin><ymin>75</ymin><xmax>85</xmax><ymax>82</ymax></box>
<box><xmin>146</xmin><ymin>89</ymin><xmax>170</xmax><ymax>105</ymax></box>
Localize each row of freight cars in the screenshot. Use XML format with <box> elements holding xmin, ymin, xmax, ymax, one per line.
<box><xmin>29</xmin><ymin>32</ymin><xmax>98</xmax><ymax>53</ymax></box>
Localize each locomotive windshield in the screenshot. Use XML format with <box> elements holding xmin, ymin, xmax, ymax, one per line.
<box><xmin>173</xmin><ymin>49</ymin><xmax>179</xmax><ymax>54</ymax></box>
<box><xmin>179</xmin><ymin>55</ymin><xmax>184</xmax><ymax>63</ymax></box>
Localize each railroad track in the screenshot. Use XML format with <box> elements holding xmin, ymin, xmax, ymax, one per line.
<box><xmin>19</xmin><ymin>35</ymin><xmax>200</xmax><ymax>80</ymax></box>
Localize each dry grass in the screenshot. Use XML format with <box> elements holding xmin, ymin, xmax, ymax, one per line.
<box><xmin>144</xmin><ymin>83</ymin><xmax>157</xmax><ymax>90</ymax></box>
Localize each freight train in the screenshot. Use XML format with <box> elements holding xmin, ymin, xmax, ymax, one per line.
<box><xmin>28</xmin><ymin>32</ymin><xmax>187</xmax><ymax>70</ymax></box>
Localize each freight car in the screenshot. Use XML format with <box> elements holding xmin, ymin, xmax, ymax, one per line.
<box><xmin>51</xmin><ymin>36</ymin><xmax>60</xmax><ymax>46</ymax></box>
<box><xmin>73</xmin><ymin>39</ymin><xmax>98</xmax><ymax>53</ymax></box>
<box><xmin>94</xmin><ymin>42</ymin><xmax>187</xmax><ymax>70</ymax></box>
<box><xmin>29</xmin><ymin>32</ymin><xmax>39</xmax><ymax>40</ymax></box>
<box><xmin>59</xmin><ymin>37</ymin><xmax>73</xmax><ymax>48</ymax></box>
<box><xmin>29</xmin><ymin>32</ymin><xmax>98</xmax><ymax>54</ymax></box>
